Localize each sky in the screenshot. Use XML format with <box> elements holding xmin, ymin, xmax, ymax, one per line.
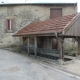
<box><xmin>0</xmin><ymin>0</ymin><xmax>80</xmax><ymax>11</ymax></box>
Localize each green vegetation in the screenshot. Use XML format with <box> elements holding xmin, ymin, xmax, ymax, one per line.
<box><xmin>72</xmin><ymin>53</ymin><xmax>76</xmax><ymax>57</ymax></box>
<box><xmin>65</xmin><ymin>52</ymin><xmax>68</xmax><ymax>55</ymax></box>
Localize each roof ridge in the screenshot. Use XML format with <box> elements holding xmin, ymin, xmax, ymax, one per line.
<box><xmin>30</xmin><ymin>13</ymin><xmax>78</xmax><ymax>25</ymax></box>
<box><xmin>51</xmin><ymin>13</ymin><xmax>78</xmax><ymax>19</ymax></box>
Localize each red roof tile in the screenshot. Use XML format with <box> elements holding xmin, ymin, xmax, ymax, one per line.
<box><xmin>13</xmin><ymin>13</ymin><xmax>79</xmax><ymax>36</ymax></box>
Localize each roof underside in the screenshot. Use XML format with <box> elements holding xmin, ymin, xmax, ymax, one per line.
<box><xmin>13</xmin><ymin>13</ymin><xmax>79</xmax><ymax>37</ymax></box>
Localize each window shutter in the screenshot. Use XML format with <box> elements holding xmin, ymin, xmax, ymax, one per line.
<box><xmin>11</xmin><ymin>19</ymin><xmax>14</xmax><ymax>32</ymax></box>
<box><xmin>8</xmin><ymin>20</ymin><xmax>10</xmax><ymax>30</ymax></box>
<box><xmin>6</xmin><ymin>19</ymin><xmax>8</xmax><ymax>32</ymax></box>
<box><xmin>50</xmin><ymin>8</ymin><xmax>62</xmax><ymax>19</ymax></box>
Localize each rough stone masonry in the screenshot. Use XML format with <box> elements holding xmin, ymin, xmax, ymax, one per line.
<box><xmin>0</xmin><ymin>3</ymin><xmax>77</xmax><ymax>48</ymax></box>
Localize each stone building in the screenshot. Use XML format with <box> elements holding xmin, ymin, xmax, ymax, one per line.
<box><xmin>0</xmin><ymin>3</ymin><xmax>77</xmax><ymax>48</ymax></box>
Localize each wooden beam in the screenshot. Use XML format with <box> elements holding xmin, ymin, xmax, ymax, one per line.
<box><xmin>27</xmin><ymin>37</ymin><xmax>30</xmax><ymax>56</ymax></box>
<box><xmin>58</xmin><ymin>38</ymin><xmax>64</xmax><ymax>59</ymax></box>
<box><xmin>34</xmin><ymin>36</ymin><xmax>37</xmax><ymax>57</ymax></box>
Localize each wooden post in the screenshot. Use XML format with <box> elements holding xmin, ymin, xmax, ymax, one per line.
<box><xmin>27</xmin><ymin>37</ymin><xmax>30</xmax><ymax>56</ymax></box>
<box><xmin>78</xmin><ymin>38</ymin><xmax>80</xmax><ymax>55</ymax></box>
<box><xmin>34</xmin><ymin>36</ymin><xmax>37</xmax><ymax>58</ymax></box>
<box><xmin>58</xmin><ymin>38</ymin><xmax>64</xmax><ymax>59</ymax></box>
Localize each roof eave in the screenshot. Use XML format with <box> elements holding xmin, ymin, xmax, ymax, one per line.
<box><xmin>13</xmin><ymin>31</ymin><xmax>63</xmax><ymax>37</ymax></box>
<box><xmin>0</xmin><ymin>2</ymin><xmax>77</xmax><ymax>6</ymax></box>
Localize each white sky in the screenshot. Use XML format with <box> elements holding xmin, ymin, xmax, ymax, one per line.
<box><xmin>0</xmin><ymin>0</ymin><xmax>80</xmax><ymax>11</ymax></box>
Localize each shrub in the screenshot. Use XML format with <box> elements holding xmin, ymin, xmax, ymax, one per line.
<box><xmin>65</xmin><ymin>52</ymin><xmax>68</xmax><ymax>55</ymax></box>
<box><xmin>72</xmin><ymin>53</ymin><xmax>76</xmax><ymax>57</ymax></box>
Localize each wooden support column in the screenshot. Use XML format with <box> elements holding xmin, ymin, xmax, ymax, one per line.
<box><xmin>34</xmin><ymin>36</ymin><xmax>37</xmax><ymax>57</ymax></box>
<box><xmin>78</xmin><ymin>38</ymin><xmax>80</xmax><ymax>55</ymax></box>
<box><xmin>27</xmin><ymin>37</ymin><xmax>30</xmax><ymax>56</ymax></box>
<box><xmin>58</xmin><ymin>38</ymin><xmax>64</xmax><ymax>59</ymax></box>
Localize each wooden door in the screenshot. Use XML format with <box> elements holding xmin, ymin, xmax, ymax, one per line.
<box><xmin>52</xmin><ymin>38</ymin><xmax>58</xmax><ymax>49</ymax></box>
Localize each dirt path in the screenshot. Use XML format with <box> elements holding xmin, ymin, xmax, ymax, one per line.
<box><xmin>63</xmin><ymin>59</ymin><xmax>80</xmax><ymax>76</ymax></box>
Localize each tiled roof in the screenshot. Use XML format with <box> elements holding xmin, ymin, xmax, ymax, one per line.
<box><xmin>13</xmin><ymin>13</ymin><xmax>79</xmax><ymax>36</ymax></box>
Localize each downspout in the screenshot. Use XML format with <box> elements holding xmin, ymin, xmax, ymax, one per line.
<box><xmin>54</xmin><ymin>32</ymin><xmax>63</xmax><ymax>42</ymax></box>
<box><xmin>54</xmin><ymin>32</ymin><xmax>64</xmax><ymax>59</ymax></box>
<box><xmin>74</xmin><ymin>3</ymin><xmax>77</xmax><ymax>14</ymax></box>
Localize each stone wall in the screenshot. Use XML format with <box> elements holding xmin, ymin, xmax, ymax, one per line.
<box><xmin>0</xmin><ymin>4</ymin><xmax>77</xmax><ymax>48</ymax></box>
